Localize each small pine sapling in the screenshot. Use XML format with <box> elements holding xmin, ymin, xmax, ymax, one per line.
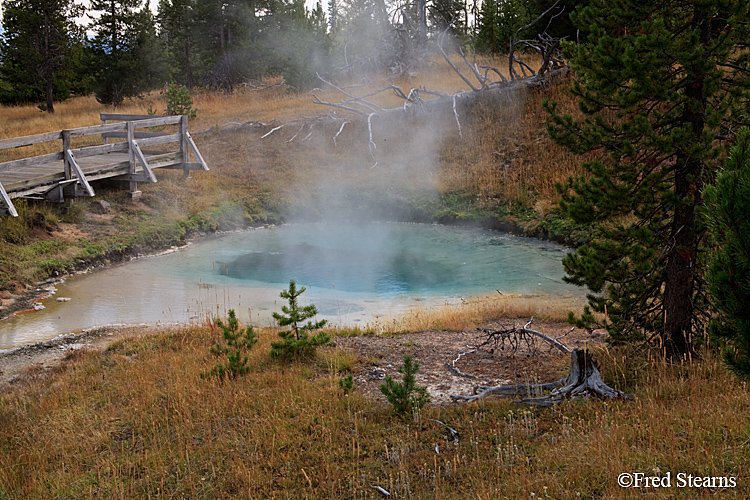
<box><xmin>270</xmin><ymin>280</ymin><xmax>329</xmax><ymax>360</ymax></box>
<box><xmin>202</xmin><ymin>309</ymin><xmax>257</xmax><ymax>379</ymax></box>
<box><xmin>380</xmin><ymin>355</ymin><xmax>430</xmax><ymax>415</ymax></box>
<box><xmin>339</xmin><ymin>373</ymin><xmax>354</xmax><ymax>394</ymax></box>
<box><xmin>165</xmin><ymin>83</ymin><xmax>197</xmax><ymax>119</ymax></box>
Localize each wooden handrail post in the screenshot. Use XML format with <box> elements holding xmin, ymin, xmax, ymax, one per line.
<box><xmin>127</xmin><ymin>120</ymin><xmax>141</xmax><ymax>199</ymax></box>
<box><xmin>101</xmin><ymin>116</ymin><xmax>108</xmax><ymax>144</ymax></box>
<box><xmin>62</xmin><ymin>130</ymin><xmax>71</xmax><ymax>180</ymax></box>
<box><xmin>180</xmin><ymin>115</ymin><xmax>190</xmax><ymax>178</ymax></box>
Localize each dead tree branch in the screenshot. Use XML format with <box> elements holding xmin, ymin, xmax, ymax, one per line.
<box><xmin>451</xmin><ymin>347</ymin><xmax>627</xmax><ymax>406</ymax></box>
<box><xmin>450</xmin><ymin>319</ymin><xmax>626</xmax><ymax>405</ymax></box>
<box><xmin>509</xmin><ymin>0</ymin><xmax>567</xmax><ymax>80</ymax></box>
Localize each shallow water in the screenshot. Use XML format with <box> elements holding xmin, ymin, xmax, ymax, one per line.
<box><xmin>0</xmin><ymin>222</ymin><xmax>582</xmax><ymax>349</ymax></box>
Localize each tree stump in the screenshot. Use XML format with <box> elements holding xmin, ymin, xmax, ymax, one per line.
<box><xmin>451</xmin><ymin>348</ymin><xmax>626</xmax><ymax>405</ymax></box>
<box><xmin>515</xmin><ymin>348</ymin><xmax>626</xmax><ymax>406</ymax></box>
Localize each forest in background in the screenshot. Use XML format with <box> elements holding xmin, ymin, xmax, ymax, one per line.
<box><xmin>0</xmin><ymin>0</ymin><xmax>569</xmax><ymax>111</ymax></box>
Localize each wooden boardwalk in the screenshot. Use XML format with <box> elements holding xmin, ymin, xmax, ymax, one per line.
<box><xmin>0</xmin><ymin>114</ymin><xmax>209</xmax><ymax>216</ymax></box>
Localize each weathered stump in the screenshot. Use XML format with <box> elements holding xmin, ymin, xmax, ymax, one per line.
<box><xmin>451</xmin><ymin>348</ymin><xmax>626</xmax><ymax>405</ymax></box>
<box><xmin>514</xmin><ymin>348</ymin><xmax>626</xmax><ymax>406</ymax></box>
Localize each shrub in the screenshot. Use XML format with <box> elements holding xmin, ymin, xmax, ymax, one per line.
<box><xmin>270</xmin><ymin>280</ymin><xmax>329</xmax><ymax>360</ymax></box>
<box><xmin>379</xmin><ymin>355</ymin><xmax>430</xmax><ymax>415</ymax></box>
<box><xmin>165</xmin><ymin>83</ymin><xmax>197</xmax><ymax>119</ymax></box>
<box><xmin>339</xmin><ymin>374</ymin><xmax>354</xmax><ymax>394</ymax></box>
<box><xmin>202</xmin><ymin>309</ymin><xmax>257</xmax><ymax>379</ymax></box>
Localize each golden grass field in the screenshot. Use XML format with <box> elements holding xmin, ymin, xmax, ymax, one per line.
<box><xmin>1</xmin><ymin>56</ymin><xmax>748</xmax><ymax>499</ymax></box>
<box><xmin>0</xmin><ymin>322</ymin><xmax>747</xmax><ymax>499</ymax></box>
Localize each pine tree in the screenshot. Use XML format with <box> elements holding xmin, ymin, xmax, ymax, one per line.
<box><xmin>0</xmin><ymin>0</ymin><xmax>80</xmax><ymax>112</ymax></box>
<box><xmin>475</xmin><ymin>0</ymin><xmax>499</xmax><ymax>54</ymax></box>
<box><xmin>379</xmin><ymin>355</ymin><xmax>430</xmax><ymax>415</ymax></box>
<box><xmin>270</xmin><ymin>280</ymin><xmax>329</xmax><ymax>360</ymax></box>
<box><xmin>89</xmin><ymin>0</ymin><xmax>166</xmax><ymax>107</ymax></box>
<box><xmin>475</xmin><ymin>0</ymin><xmax>531</xmax><ymax>55</ymax></box>
<box><xmin>202</xmin><ymin>309</ymin><xmax>258</xmax><ymax>379</ymax></box>
<box><xmin>157</xmin><ymin>0</ymin><xmax>197</xmax><ymax>89</ymax></box>
<box><xmin>546</xmin><ymin>0</ymin><xmax>750</xmax><ymax>357</ymax></box>
<box><xmin>328</xmin><ymin>0</ymin><xmax>339</xmax><ymax>32</ymax></box>
<box><xmin>703</xmin><ymin>127</ymin><xmax>750</xmax><ymax>379</ymax></box>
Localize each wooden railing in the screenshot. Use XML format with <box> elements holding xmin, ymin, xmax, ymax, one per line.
<box><xmin>0</xmin><ymin>114</ymin><xmax>208</xmax><ymax>216</ymax></box>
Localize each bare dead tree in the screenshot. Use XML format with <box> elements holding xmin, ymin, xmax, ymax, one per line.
<box><xmin>508</xmin><ymin>0</ymin><xmax>568</xmax><ymax>80</ymax></box>
<box><xmin>257</xmin><ymin>4</ymin><xmax>570</xmax><ymax>157</ymax></box>
<box><xmin>450</xmin><ymin>319</ymin><xmax>627</xmax><ymax>405</ymax></box>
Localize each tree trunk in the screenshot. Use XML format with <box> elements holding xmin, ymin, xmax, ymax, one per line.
<box><xmin>185</xmin><ymin>39</ymin><xmax>193</xmax><ymax>90</ymax></box>
<box><xmin>515</xmin><ymin>349</ymin><xmax>626</xmax><ymax>406</ymax></box>
<box><xmin>46</xmin><ymin>75</ymin><xmax>55</xmax><ymax>114</ymax></box>
<box><xmin>662</xmin><ymin>5</ymin><xmax>711</xmax><ymax>359</ymax></box>
<box><xmin>43</xmin><ymin>11</ymin><xmax>54</xmax><ymax>114</ymax></box>
<box><xmin>663</xmin><ymin>167</ymin><xmax>698</xmax><ymax>358</ymax></box>
<box><xmin>416</xmin><ymin>0</ymin><xmax>427</xmax><ymax>49</ymax></box>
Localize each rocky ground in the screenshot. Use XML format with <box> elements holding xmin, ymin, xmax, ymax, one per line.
<box><xmin>0</xmin><ymin>325</ymin><xmax>153</xmax><ymax>387</ymax></box>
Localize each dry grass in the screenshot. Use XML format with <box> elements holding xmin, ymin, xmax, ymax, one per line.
<box><xmin>0</xmin><ymin>323</ymin><xmax>747</xmax><ymax>499</ymax></box>
<box><xmin>374</xmin><ymin>293</ymin><xmax>586</xmax><ymax>333</ymax></box>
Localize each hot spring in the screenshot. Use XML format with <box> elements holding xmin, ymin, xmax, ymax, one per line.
<box><xmin>0</xmin><ymin>222</ymin><xmax>583</xmax><ymax>349</ymax></box>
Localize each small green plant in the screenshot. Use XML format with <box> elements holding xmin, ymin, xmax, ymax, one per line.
<box><xmin>379</xmin><ymin>355</ymin><xmax>430</xmax><ymax>415</ymax></box>
<box><xmin>339</xmin><ymin>373</ymin><xmax>354</xmax><ymax>394</ymax></box>
<box><xmin>202</xmin><ymin>309</ymin><xmax>257</xmax><ymax>379</ymax></box>
<box><xmin>270</xmin><ymin>280</ymin><xmax>329</xmax><ymax>360</ymax></box>
<box><xmin>165</xmin><ymin>82</ymin><xmax>197</xmax><ymax>119</ymax></box>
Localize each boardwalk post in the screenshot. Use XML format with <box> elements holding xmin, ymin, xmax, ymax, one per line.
<box><xmin>0</xmin><ymin>183</ymin><xmax>18</xmax><ymax>217</ymax></box>
<box><xmin>127</xmin><ymin>120</ymin><xmax>141</xmax><ymax>199</ymax></box>
<box><xmin>101</xmin><ymin>117</ymin><xmax>108</xmax><ymax>144</ymax></box>
<box><xmin>60</xmin><ymin>129</ymin><xmax>73</xmax><ymax>204</ymax></box>
<box><xmin>62</xmin><ymin>130</ymin><xmax>72</xmax><ymax>181</ymax></box>
<box><xmin>180</xmin><ymin>115</ymin><xmax>190</xmax><ymax>178</ymax></box>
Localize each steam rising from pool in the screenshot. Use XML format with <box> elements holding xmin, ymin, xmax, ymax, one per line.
<box><xmin>0</xmin><ymin>222</ymin><xmax>581</xmax><ymax>348</ymax></box>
